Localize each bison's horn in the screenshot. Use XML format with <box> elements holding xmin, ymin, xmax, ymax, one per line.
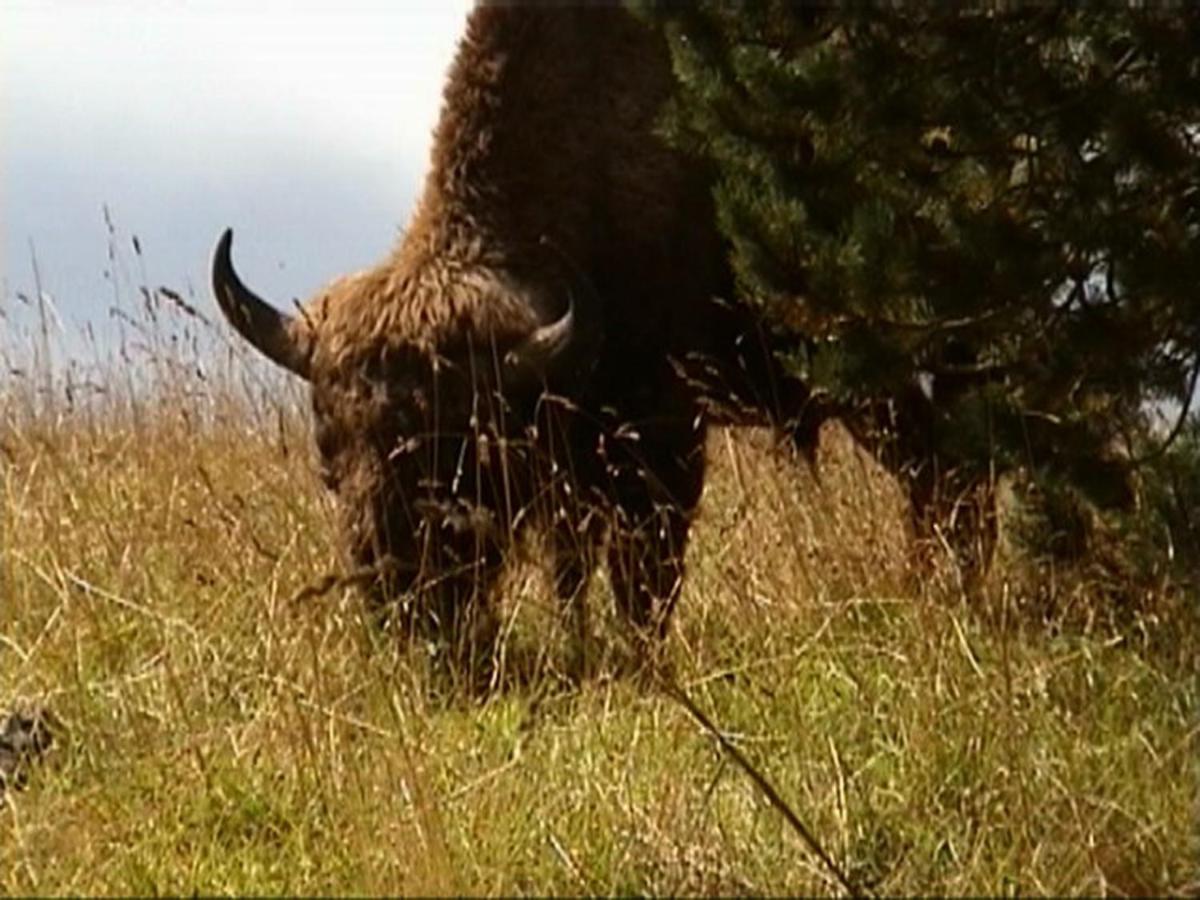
<box><xmin>503</xmin><ymin>298</ymin><xmax>576</xmax><ymax>376</ymax></box>
<box><xmin>502</xmin><ymin>240</ymin><xmax>603</xmax><ymax>388</ymax></box>
<box><xmin>211</xmin><ymin>229</ymin><xmax>313</xmax><ymax>380</ymax></box>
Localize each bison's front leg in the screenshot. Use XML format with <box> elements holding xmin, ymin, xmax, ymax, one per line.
<box><xmin>608</xmin><ymin>502</ymin><xmax>694</xmax><ymax>638</ymax></box>
<box><xmin>549</xmin><ymin>509</ymin><xmax>605</xmax><ymax>679</ymax></box>
<box><xmin>604</xmin><ymin>410</ymin><xmax>707</xmax><ymax>640</ymax></box>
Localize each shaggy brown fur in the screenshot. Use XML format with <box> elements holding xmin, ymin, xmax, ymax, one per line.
<box><xmin>312</xmin><ymin>6</ymin><xmax>728</xmax><ymax>370</ymax></box>
<box><xmin>214</xmin><ymin>3</ymin><xmax>817</xmax><ymax>658</ymax></box>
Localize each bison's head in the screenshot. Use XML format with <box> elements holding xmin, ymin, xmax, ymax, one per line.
<box><xmin>211</xmin><ymin>229</ymin><xmax>598</xmax><ymax>631</ymax></box>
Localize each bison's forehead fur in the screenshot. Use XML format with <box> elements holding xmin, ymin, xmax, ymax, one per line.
<box><xmin>306</xmin><ymin>244</ymin><xmax>545</xmax><ymax>377</ymax></box>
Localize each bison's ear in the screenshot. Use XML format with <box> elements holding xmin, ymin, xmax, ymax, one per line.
<box><xmin>211</xmin><ymin>229</ymin><xmax>314</xmax><ymax>380</ymax></box>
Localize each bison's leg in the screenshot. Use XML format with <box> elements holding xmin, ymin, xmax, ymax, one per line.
<box><xmin>533</xmin><ymin>402</ymin><xmax>610</xmax><ymax>674</ymax></box>
<box><xmin>550</xmin><ymin>508</ymin><xmax>606</xmax><ymax>678</ymax></box>
<box><xmin>551</xmin><ymin>517</ymin><xmax>596</xmax><ymax>602</ymax></box>
<box><xmin>604</xmin><ymin>413</ymin><xmax>707</xmax><ymax>639</ymax></box>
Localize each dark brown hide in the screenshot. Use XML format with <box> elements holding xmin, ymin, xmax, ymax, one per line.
<box><xmin>213</xmin><ymin>4</ymin><xmax>816</xmax><ymax>647</ymax></box>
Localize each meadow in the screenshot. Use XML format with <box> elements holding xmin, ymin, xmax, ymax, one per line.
<box><xmin>1</xmin><ymin>237</ymin><xmax>1196</xmax><ymax>895</ymax></box>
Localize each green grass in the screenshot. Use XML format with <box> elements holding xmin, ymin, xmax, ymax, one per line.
<box><xmin>1</xmin><ymin>254</ymin><xmax>1196</xmax><ymax>894</ymax></box>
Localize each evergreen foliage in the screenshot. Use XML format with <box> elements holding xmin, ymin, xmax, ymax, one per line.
<box><xmin>633</xmin><ymin>4</ymin><xmax>1200</xmax><ymax>533</ymax></box>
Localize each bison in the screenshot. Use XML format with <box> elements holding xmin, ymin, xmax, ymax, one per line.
<box><xmin>211</xmin><ymin>3</ymin><xmax>817</xmax><ymax>661</ymax></box>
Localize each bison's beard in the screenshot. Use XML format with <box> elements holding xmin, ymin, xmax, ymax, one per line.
<box><xmin>349</xmin><ymin>485</ymin><xmax>511</xmax><ymax>653</ymax></box>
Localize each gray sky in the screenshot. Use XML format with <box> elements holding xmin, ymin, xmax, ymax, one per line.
<box><xmin>2</xmin><ymin>0</ymin><xmax>472</xmax><ymax>361</ymax></box>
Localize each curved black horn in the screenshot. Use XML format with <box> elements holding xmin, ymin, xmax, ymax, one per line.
<box><xmin>503</xmin><ymin>299</ymin><xmax>576</xmax><ymax>375</ymax></box>
<box><xmin>502</xmin><ymin>239</ymin><xmax>603</xmax><ymax>388</ymax></box>
<box><xmin>211</xmin><ymin>229</ymin><xmax>313</xmax><ymax>379</ymax></box>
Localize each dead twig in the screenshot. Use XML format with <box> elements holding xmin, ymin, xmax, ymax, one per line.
<box><xmin>656</xmin><ymin>672</ymin><xmax>867</xmax><ymax>898</ymax></box>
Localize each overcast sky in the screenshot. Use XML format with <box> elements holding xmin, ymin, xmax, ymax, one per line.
<box><xmin>2</xmin><ymin>0</ymin><xmax>472</xmax><ymax>360</ymax></box>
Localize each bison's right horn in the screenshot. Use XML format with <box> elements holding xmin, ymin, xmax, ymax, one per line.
<box><xmin>503</xmin><ymin>298</ymin><xmax>577</xmax><ymax>376</ymax></box>
<box><xmin>211</xmin><ymin>229</ymin><xmax>313</xmax><ymax>380</ymax></box>
<box><xmin>502</xmin><ymin>239</ymin><xmax>603</xmax><ymax>389</ymax></box>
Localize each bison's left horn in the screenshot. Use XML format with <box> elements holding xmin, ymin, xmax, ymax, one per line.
<box><xmin>211</xmin><ymin>229</ymin><xmax>313</xmax><ymax>380</ymax></box>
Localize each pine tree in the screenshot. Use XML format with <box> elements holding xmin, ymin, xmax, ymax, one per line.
<box><xmin>633</xmin><ymin>3</ymin><xmax>1200</xmax><ymax>569</ymax></box>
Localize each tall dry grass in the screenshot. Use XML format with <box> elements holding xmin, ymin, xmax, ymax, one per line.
<box><xmin>1</xmin><ymin>229</ymin><xmax>1196</xmax><ymax>894</ymax></box>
